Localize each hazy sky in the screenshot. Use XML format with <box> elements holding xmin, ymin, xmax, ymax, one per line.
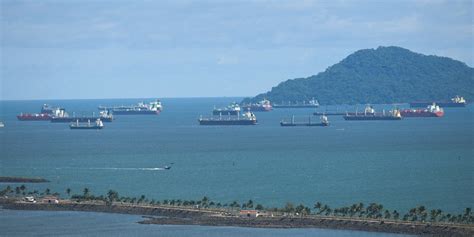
<box><xmin>1</xmin><ymin>0</ymin><xmax>473</xmax><ymax>100</ymax></box>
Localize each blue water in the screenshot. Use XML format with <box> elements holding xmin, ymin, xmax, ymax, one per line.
<box><xmin>0</xmin><ymin>98</ymin><xmax>473</xmax><ymax>235</ymax></box>
<box><xmin>0</xmin><ymin>209</ymin><xmax>411</xmax><ymax>236</ymax></box>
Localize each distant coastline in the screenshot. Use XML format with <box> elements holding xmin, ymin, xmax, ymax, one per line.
<box><xmin>0</xmin><ymin>177</ymin><xmax>49</xmax><ymax>183</ymax></box>
<box><xmin>1</xmin><ymin>197</ymin><xmax>472</xmax><ymax>236</ymax></box>
<box><xmin>0</xmin><ymin>191</ymin><xmax>474</xmax><ymax>236</ymax></box>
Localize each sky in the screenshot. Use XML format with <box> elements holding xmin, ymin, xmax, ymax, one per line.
<box><xmin>1</xmin><ymin>0</ymin><xmax>473</xmax><ymax>100</ymax></box>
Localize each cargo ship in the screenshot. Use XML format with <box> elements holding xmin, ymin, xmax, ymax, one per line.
<box><xmin>98</xmin><ymin>100</ymin><xmax>162</xmax><ymax>115</ymax></box>
<box><xmin>410</xmin><ymin>95</ymin><xmax>467</xmax><ymax>108</ymax></box>
<box><xmin>213</xmin><ymin>102</ymin><xmax>241</xmax><ymax>115</ymax></box>
<box><xmin>17</xmin><ymin>113</ymin><xmax>52</xmax><ymax>121</ymax></box>
<box><xmin>280</xmin><ymin>115</ymin><xmax>329</xmax><ymax>127</ymax></box>
<box><xmin>343</xmin><ymin>109</ymin><xmax>402</xmax><ymax>121</ymax></box>
<box><xmin>70</xmin><ymin>119</ymin><xmax>104</xmax><ymax>130</ymax></box>
<box><xmin>241</xmin><ymin>99</ymin><xmax>272</xmax><ymax>112</ymax></box>
<box><xmin>17</xmin><ymin>104</ymin><xmax>62</xmax><ymax>121</ymax></box>
<box><xmin>51</xmin><ymin>110</ymin><xmax>113</xmax><ymax>122</ymax></box>
<box><xmin>401</xmin><ymin>103</ymin><xmax>444</xmax><ymax>117</ymax></box>
<box><xmin>314</xmin><ymin>105</ymin><xmax>376</xmax><ymax>116</ymax></box>
<box><xmin>273</xmin><ymin>98</ymin><xmax>319</xmax><ymax>108</ymax></box>
<box><xmin>199</xmin><ymin>111</ymin><xmax>257</xmax><ymax>125</ymax></box>
<box><xmin>41</xmin><ymin>104</ymin><xmax>61</xmax><ymax>114</ymax></box>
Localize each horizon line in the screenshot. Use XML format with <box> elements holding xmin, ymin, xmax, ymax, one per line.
<box><xmin>0</xmin><ymin>95</ymin><xmax>252</xmax><ymax>102</ymax></box>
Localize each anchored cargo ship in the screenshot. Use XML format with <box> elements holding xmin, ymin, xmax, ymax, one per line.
<box><xmin>40</xmin><ymin>104</ymin><xmax>61</xmax><ymax>114</ymax></box>
<box><xmin>280</xmin><ymin>115</ymin><xmax>329</xmax><ymax>127</ymax></box>
<box><xmin>51</xmin><ymin>110</ymin><xmax>113</xmax><ymax>123</ymax></box>
<box><xmin>17</xmin><ymin>113</ymin><xmax>52</xmax><ymax>121</ymax></box>
<box><xmin>213</xmin><ymin>103</ymin><xmax>241</xmax><ymax>115</ymax></box>
<box><xmin>70</xmin><ymin>119</ymin><xmax>104</xmax><ymax>130</ymax></box>
<box><xmin>241</xmin><ymin>99</ymin><xmax>272</xmax><ymax>112</ymax></box>
<box><xmin>17</xmin><ymin>104</ymin><xmax>61</xmax><ymax>121</ymax></box>
<box><xmin>343</xmin><ymin>108</ymin><xmax>402</xmax><ymax>121</ymax></box>
<box><xmin>410</xmin><ymin>95</ymin><xmax>467</xmax><ymax>108</ymax></box>
<box><xmin>199</xmin><ymin>111</ymin><xmax>257</xmax><ymax>125</ymax></box>
<box><xmin>401</xmin><ymin>103</ymin><xmax>444</xmax><ymax>117</ymax></box>
<box><xmin>98</xmin><ymin>100</ymin><xmax>162</xmax><ymax>115</ymax></box>
<box><xmin>273</xmin><ymin>98</ymin><xmax>320</xmax><ymax>108</ymax></box>
<box><xmin>314</xmin><ymin>105</ymin><xmax>376</xmax><ymax>116</ymax></box>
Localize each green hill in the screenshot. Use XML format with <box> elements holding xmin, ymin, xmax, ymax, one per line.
<box><xmin>244</xmin><ymin>46</ymin><xmax>474</xmax><ymax>105</ymax></box>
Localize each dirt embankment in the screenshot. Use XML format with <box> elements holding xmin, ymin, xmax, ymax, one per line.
<box><xmin>1</xmin><ymin>199</ymin><xmax>473</xmax><ymax>236</ymax></box>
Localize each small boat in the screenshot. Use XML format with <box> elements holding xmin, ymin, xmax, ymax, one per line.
<box><xmin>70</xmin><ymin>119</ymin><xmax>104</xmax><ymax>129</ymax></box>
<box><xmin>0</xmin><ymin>121</ymin><xmax>4</xmax><ymax>128</ymax></box>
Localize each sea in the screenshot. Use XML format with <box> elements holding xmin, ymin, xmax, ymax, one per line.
<box><xmin>0</xmin><ymin>97</ymin><xmax>472</xmax><ymax>236</ymax></box>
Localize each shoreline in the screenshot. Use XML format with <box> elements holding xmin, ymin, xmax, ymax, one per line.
<box><xmin>1</xmin><ymin>199</ymin><xmax>472</xmax><ymax>236</ymax></box>
<box><xmin>0</xmin><ymin>177</ymin><xmax>49</xmax><ymax>183</ymax></box>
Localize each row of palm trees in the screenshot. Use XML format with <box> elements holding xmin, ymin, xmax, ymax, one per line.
<box><xmin>1</xmin><ymin>185</ymin><xmax>472</xmax><ymax>224</ymax></box>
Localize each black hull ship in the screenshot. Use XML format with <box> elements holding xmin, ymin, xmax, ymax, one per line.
<box><xmin>99</xmin><ymin>100</ymin><xmax>162</xmax><ymax>115</ymax></box>
<box><xmin>343</xmin><ymin>108</ymin><xmax>402</xmax><ymax>121</ymax></box>
<box><xmin>51</xmin><ymin>111</ymin><xmax>113</xmax><ymax>123</ymax></box>
<box><xmin>273</xmin><ymin>98</ymin><xmax>319</xmax><ymax>108</ymax></box>
<box><xmin>280</xmin><ymin>115</ymin><xmax>329</xmax><ymax>127</ymax></box>
<box><xmin>70</xmin><ymin>119</ymin><xmax>104</xmax><ymax>130</ymax></box>
<box><xmin>199</xmin><ymin>111</ymin><xmax>257</xmax><ymax>125</ymax></box>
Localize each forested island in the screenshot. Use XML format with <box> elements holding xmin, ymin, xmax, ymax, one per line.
<box><xmin>243</xmin><ymin>46</ymin><xmax>474</xmax><ymax>105</ymax></box>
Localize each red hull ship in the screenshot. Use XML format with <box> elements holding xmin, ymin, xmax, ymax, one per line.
<box><xmin>17</xmin><ymin>113</ymin><xmax>52</xmax><ymax>121</ymax></box>
<box><xmin>400</xmin><ymin>103</ymin><xmax>444</xmax><ymax>117</ymax></box>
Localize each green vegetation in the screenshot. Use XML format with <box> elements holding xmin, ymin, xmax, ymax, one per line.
<box><xmin>2</xmin><ymin>185</ymin><xmax>473</xmax><ymax>225</ymax></box>
<box><xmin>243</xmin><ymin>46</ymin><xmax>474</xmax><ymax>105</ymax></box>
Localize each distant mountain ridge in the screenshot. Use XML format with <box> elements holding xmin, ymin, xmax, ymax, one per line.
<box><xmin>244</xmin><ymin>46</ymin><xmax>474</xmax><ymax>105</ymax></box>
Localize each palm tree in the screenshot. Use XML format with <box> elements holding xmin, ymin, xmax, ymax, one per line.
<box><xmin>430</xmin><ymin>209</ymin><xmax>438</xmax><ymax>222</ymax></box>
<box><xmin>66</xmin><ymin>188</ymin><xmax>71</xmax><ymax>197</ymax></box>
<box><xmin>303</xmin><ymin>207</ymin><xmax>311</xmax><ymax>216</ymax></box>
<box><xmin>314</xmin><ymin>202</ymin><xmax>322</xmax><ymax>213</ymax></box>
<box><xmin>284</xmin><ymin>202</ymin><xmax>295</xmax><ymax>214</ymax></box>
<box><xmin>45</xmin><ymin>188</ymin><xmax>51</xmax><ymax>195</ymax></box>
<box><xmin>295</xmin><ymin>204</ymin><xmax>305</xmax><ymax>215</ymax></box>
<box><xmin>83</xmin><ymin>188</ymin><xmax>89</xmax><ymax>197</ymax></box>
<box><xmin>246</xmin><ymin>200</ymin><xmax>254</xmax><ymax>209</ymax></box>
<box><xmin>107</xmin><ymin>190</ymin><xmax>119</xmax><ymax>203</ymax></box>
<box><xmin>392</xmin><ymin>210</ymin><xmax>400</xmax><ymax>220</ymax></box>
<box><xmin>255</xmin><ymin>204</ymin><xmax>264</xmax><ymax>210</ymax></box>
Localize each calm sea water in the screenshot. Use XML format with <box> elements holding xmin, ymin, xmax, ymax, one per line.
<box><xmin>0</xmin><ymin>209</ymin><xmax>412</xmax><ymax>237</ymax></box>
<box><xmin>0</xmin><ymin>98</ymin><xmax>473</xmax><ymax>235</ymax></box>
